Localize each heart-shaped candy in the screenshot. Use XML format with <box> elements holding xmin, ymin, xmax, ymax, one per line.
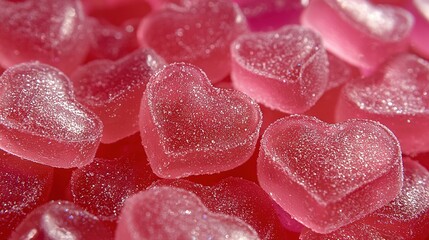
<box><xmin>337</xmin><ymin>54</ymin><xmax>429</xmax><ymax>155</ymax></box>
<box><xmin>301</xmin><ymin>0</ymin><xmax>413</xmax><ymax>71</ymax></box>
<box><xmin>0</xmin><ymin>62</ymin><xmax>103</xmax><ymax>168</ymax></box>
<box><xmin>137</xmin><ymin>0</ymin><xmax>248</xmax><ymax>83</ymax></box>
<box><xmin>139</xmin><ymin>63</ymin><xmax>262</xmax><ymax>178</ymax></box>
<box><xmin>10</xmin><ymin>201</ymin><xmax>114</xmax><ymax>240</ymax></box>
<box><xmin>258</xmin><ymin>115</ymin><xmax>402</xmax><ymax>233</ymax></box>
<box><xmin>231</xmin><ymin>25</ymin><xmax>329</xmax><ymax>113</ymax></box>
<box><xmin>0</xmin><ymin>0</ymin><xmax>90</xmax><ymax>73</ymax></box>
<box><xmin>71</xmin><ymin>49</ymin><xmax>165</xmax><ymax>144</ymax></box>
<box><xmin>115</xmin><ymin>187</ymin><xmax>260</xmax><ymax>240</ymax></box>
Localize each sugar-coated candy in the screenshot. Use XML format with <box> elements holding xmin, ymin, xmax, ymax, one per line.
<box><xmin>137</xmin><ymin>0</ymin><xmax>248</xmax><ymax>83</ymax></box>
<box><xmin>71</xmin><ymin>49</ymin><xmax>165</xmax><ymax>144</ymax></box>
<box><xmin>0</xmin><ymin>62</ymin><xmax>103</xmax><ymax>168</ymax></box>
<box><xmin>9</xmin><ymin>201</ymin><xmax>114</xmax><ymax>240</ymax></box>
<box><xmin>152</xmin><ymin>177</ymin><xmax>302</xmax><ymax>239</ymax></box>
<box><xmin>301</xmin><ymin>0</ymin><xmax>414</xmax><ymax>71</ymax></box>
<box><xmin>70</xmin><ymin>157</ymin><xmax>157</xmax><ymax>221</ymax></box>
<box><xmin>86</xmin><ymin>18</ymin><xmax>140</xmax><ymax>61</ymax></box>
<box><xmin>408</xmin><ymin>0</ymin><xmax>429</xmax><ymax>59</ymax></box>
<box><xmin>231</xmin><ymin>25</ymin><xmax>329</xmax><ymax>114</ymax></box>
<box><xmin>258</xmin><ymin>115</ymin><xmax>403</xmax><ymax>233</ymax></box>
<box><xmin>0</xmin><ymin>0</ymin><xmax>90</xmax><ymax>73</ymax></box>
<box><xmin>139</xmin><ymin>63</ymin><xmax>262</xmax><ymax>178</ymax></box>
<box><xmin>232</xmin><ymin>0</ymin><xmax>304</xmax><ymax>31</ymax></box>
<box><xmin>0</xmin><ymin>150</ymin><xmax>53</xmax><ymax>239</ymax></box>
<box><xmin>336</xmin><ymin>54</ymin><xmax>429</xmax><ymax>155</ymax></box>
<box><xmin>115</xmin><ymin>186</ymin><xmax>260</xmax><ymax>240</ymax></box>
<box><xmin>305</xmin><ymin>52</ymin><xmax>361</xmax><ymax>123</ymax></box>
<box><xmin>300</xmin><ymin>159</ymin><xmax>429</xmax><ymax>240</ymax></box>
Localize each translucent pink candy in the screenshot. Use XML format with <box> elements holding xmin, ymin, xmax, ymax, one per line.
<box><xmin>0</xmin><ymin>150</ymin><xmax>53</xmax><ymax>239</ymax></box>
<box><xmin>137</xmin><ymin>0</ymin><xmax>248</xmax><ymax>83</ymax></box>
<box><xmin>301</xmin><ymin>0</ymin><xmax>414</xmax><ymax>71</ymax></box>
<box><xmin>70</xmin><ymin>157</ymin><xmax>158</xmax><ymax>221</ymax></box>
<box><xmin>71</xmin><ymin>49</ymin><xmax>165</xmax><ymax>144</ymax></box>
<box><xmin>9</xmin><ymin>201</ymin><xmax>114</xmax><ymax>240</ymax></box>
<box><xmin>233</xmin><ymin>0</ymin><xmax>305</xmax><ymax>31</ymax></box>
<box><xmin>0</xmin><ymin>62</ymin><xmax>103</xmax><ymax>168</ymax></box>
<box><xmin>152</xmin><ymin>177</ymin><xmax>302</xmax><ymax>239</ymax></box>
<box><xmin>139</xmin><ymin>63</ymin><xmax>262</xmax><ymax>178</ymax></box>
<box><xmin>0</xmin><ymin>0</ymin><xmax>90</xmax><ymax>73</ymax></box>
<box><xmin>231</xmin><ymin>25</ymin><xmax>329</xmax><ymax>114</ymax></box>
<box><xmin>300</xmin><ymin>159</ymin><xmax>429</xmax><ymax>240</ymax></box>
<box><xmin>337</xmin><ymin>54</ymin><xmax>429</xmax><ymax>155</ymax></box>
<box><xmin>258</xmin><ymin>115</ymin><xmax>403</xmax><ymax>233</ymax></box>
<box><xmin>408</xmin><ymin>0</ymin><xmax>429</xmax><ymax>59</ymax></box>
<box><xmin>115</xmin><ymin>187</ymin><xmax>260</xmax><ymax>240</ymax></box>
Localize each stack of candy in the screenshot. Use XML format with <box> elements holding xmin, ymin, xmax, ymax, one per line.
<box><xmin>0</xmin><ymin>0</ymin><xmax>428</xmax><ymax>239</ymax></box>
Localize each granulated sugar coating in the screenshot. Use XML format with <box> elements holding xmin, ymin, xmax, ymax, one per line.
<box><xmin>300</xmin><ymin>159</ymin><xmax>429</xmax><ymax>240</ymax></box>
<box><xmin>9</xmin><ymin>201</ymin><xmax>114</xmax><ymax>240</ymax></box>
<box><xmin>71</xmin><ymin>49</ymin><xmax>165</xmax><ymax>143</ymax></box>
<box><xmin>231</xmin><ymin>25</ymin><xmax>329</xmax><ymax>114</ymax></box>
<box><xmin>115</xmin><ymin>187</ymin><xmax>260</xmax><ymax>240</ymax></box>
<box><xmin>0</xmin><ymin>150</ymin><xmax>53</xmax><ymax>239</ymax></box>
<box><xmin>140</xmin><ymin>63</ymin><xmax>262</xmax><ymax>178</ymax></box>
<box><xmin>301</xmin><ymin>0</ymin><xmax>413</xmax><ymax>71</ymax></box>
<box><xmin>0</xmin><ymin>62</ymin><xmax>103</xmax><ymax>168</ymax></box>
<box><xmin>137</xmin><ymin>0</ymin><xmax>248</xmax><ymax>83</ymax></box>
<box><xmin>337</xmin><ymin>53</ymin><xmax>429</xmax><ymax>154</ymax></box>
<box><xmin>0</xmin><ymin>0</ymin><xmax>89</xmax><ymax>73</ymax></box>
<box><xmin>258</xmin><ymin>115</ymin><xmax>403</xmax><ymax>233</ymax></box>
<box><xmin>70</xmin><ymin>157</ymin><xmax>157</xmax><ymax>221</ymax></box>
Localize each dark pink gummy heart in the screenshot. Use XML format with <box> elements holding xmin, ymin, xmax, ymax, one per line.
<box><xmin>0</xmin><ymin>150</ymin><xmax>53</xmax><ymax>239</ymax></box>
<box><xmin>152</xmin><ymin>177</ymin><xmax>303</xmax><ymax>239</ymax></box>
<box><xmin>258</xmin><ymin>115</ymin><xmax>403</xmax><ymax>233</ymax></box>
<box><xmin>0</xmin><ymin>0</ymin><xmax>90</xmax><ymax>73</ymax></box>
<box><xmin>139</xmin><ymin>63</ymin><xmax>262</xmax><ymax>178</ymax></box>
<box><xmin>231</xmin><ymin>25</ymin><xmax>329</xmax><ymax>114</ymax></box>
<box><xmin>115</xmin><ymin>187</ymin><xmax>260</xmax><ymax>240</ymax></box>
<box><xmin>137</xmin><ymin>0</ymin><xmax>248</xmax><ymax>83</ymax></box>
<box><xmin>9</xmin><ymin>201</ymin><xmax>114</xmax><ymax>240</ymax></box>
<box><xmin>336</xmin><ymin>54</ymin><xmax>429</xmax><ymax>155</ymax></box>
<box><xmin>0</xmin><ymin>62</ymin><xmax>103</xmax><ymax>168</ymax></box>
<box><xmin>301</xmin><ymin>0</ymin><xmax>413</xmax><ymax>71</ymax></box>
<box><xmin>71</xmin><ymin>49</ymin><xmax>165</xmax><ymax>143</ymax></box>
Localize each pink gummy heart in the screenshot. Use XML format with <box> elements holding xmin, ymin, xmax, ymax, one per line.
<box><xmin>258</xmin><ymin>115</ymin><xmax>403</xmax><ymax>233</ymax></box>
<box><xmin>71</xmin><ymin>49</ymin><xmax>165</xmax><ymax>144</ymax></box>
<box><xmin>137</xmin><ymin>0</ymin><xmax>248</xmax><ymax>83</ymax></box>
<box><xmin>139</xmin><ymin>63</ymin><xmax>262</xmax><ymax>178</ymax></box>
<box><xmin>231</xmin><ymin>25</ymin><xmax>329</xmax><ymax>114</ymax></box>
<box><xmin>301</xmin><ymin>0</ymin><xmax>413</xmax><ymax>71</ymax></box>
<box><xmin>115</xmin><ymin>187</ymin><xmax>260</xmax><ymax>240</ymax></box>
<box><xmin>0</xmin><ymin>0</ymin><xmax>90</xmax><ymax>73</ymax></box>
<box><xmin>10</xmin><ymin>201</ymin><xmax>114</xmax><ymax>240</ymax></box>
<box><xmin>300</xmin><ymin>159</ymin><xmax>429</xmax><ymax>240</ymax></box>
<box><xmin>0</xmin><ymin>62</ymin><xmax>103</xmax><ymax>168</ymax></box>
<box><xmin>409</xmin><ymin>0</ymin><xmax>429</xmax><ymax>59</ymax></box>
<box><xmin>0</xmin><ymin>150</ymin><xmax>53</xmax><ymax>239</ymax></box>
<box><xmin>337</xmin><ymin>54</ymin><xmax>429</xmax><ymax>155</ymax></box>
<box><xmin>152</xmin><ymin>177</ymin><xmax>303</xmax><ymax>239</ymax></box>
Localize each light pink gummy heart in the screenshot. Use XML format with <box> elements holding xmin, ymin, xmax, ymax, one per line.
<box><xmin>337</xmin><ymin>54</ymin><xmax>429</xmax><ymax>154</ymax></box>
<box><xmin>139</xmin><ymin>63</ymin><xmax>262</xmax><ymax>178</ymax></box>
<box><xmin>71</xmin><ymin>49</ymin><xmax>165</xmax><ymax>144</ymax></box>
<box><xmin>231</xmin><ymin>25</ymin><xmax>329</xmax><ymax>113</ymax></box>
<box><xmin>115</xmin><ymin>187</ymin><xmax>260</xmax><ymax>240</ymax></box>
<box><xmin>0</xmin><ymin>0</ymin><xmax>89</xmax><ymax>73</ymax></box>
<box><xmin>258</xmin><ymin>115</ymin><xmax>402</xmax><ymax>233</ymax></box>
<box><xmin>137</xmin><ymin>0</ymin><xmax>248</xmax><ymax>83</ymax></box>
<box><xmin>0</xmin><ymin>62</ymin><xmax>103</xmax><ymax>168</ymax></box>
<box><xmin>301</xmin><ymin>0</ymin><xmax>413</xmax><ymax>70</ymax></box>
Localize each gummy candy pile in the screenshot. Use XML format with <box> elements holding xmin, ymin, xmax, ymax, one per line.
<box><xmin>1</xmin><ymin>0</ymin><xmax>429</xmax><ymax>239</ymax></box>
